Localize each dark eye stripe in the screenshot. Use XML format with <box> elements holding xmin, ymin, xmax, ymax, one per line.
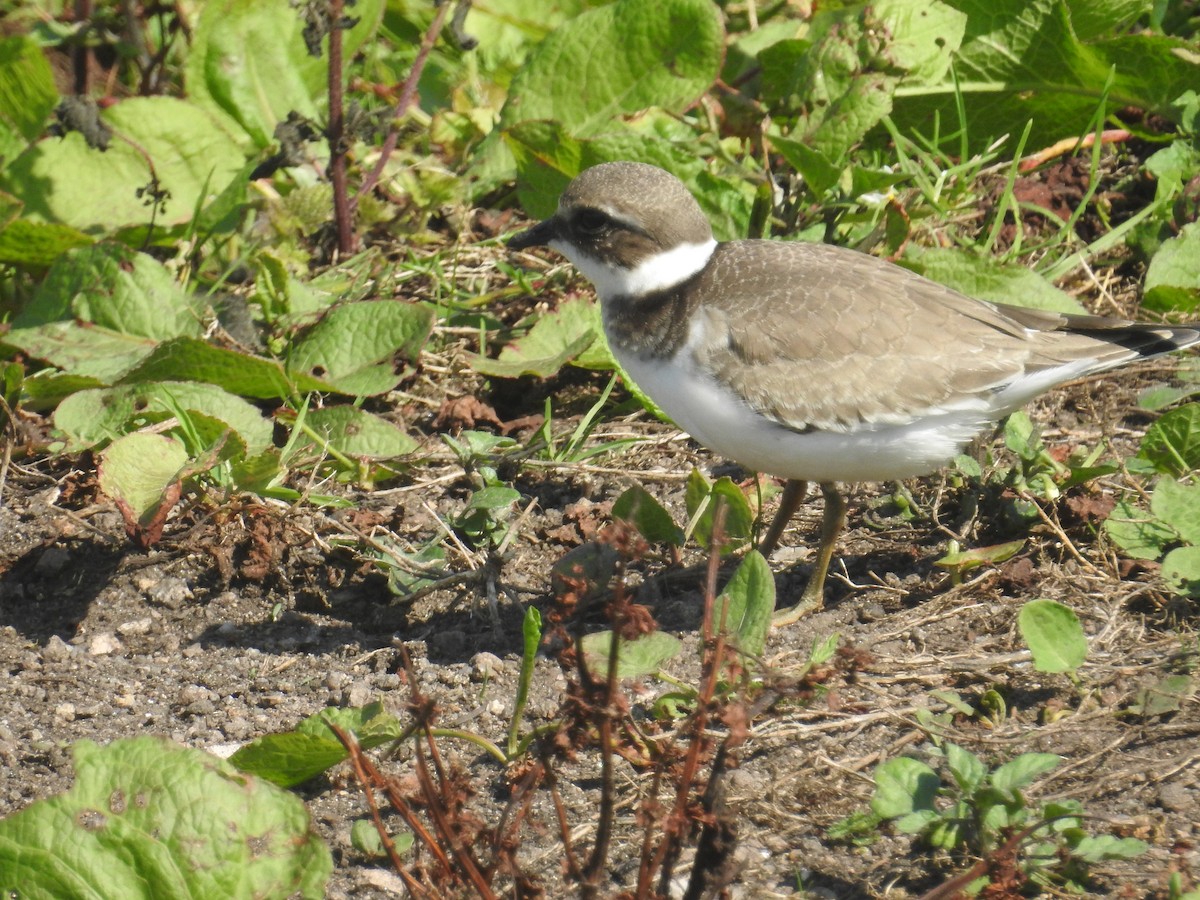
<box><xmin>574</xmin><ymin>209</ymin><xmax>610</xmax><ymax>234</ymax></box>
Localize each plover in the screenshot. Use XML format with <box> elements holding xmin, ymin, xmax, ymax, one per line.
<box><xmin>508</xmin><ymin>162</ymin><xmax>1199</xmax><ymax>623</ymax></box>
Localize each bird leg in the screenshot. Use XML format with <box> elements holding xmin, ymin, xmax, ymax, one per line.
<box><xmin>772</xmin><ymin>482</ymin><xmax>847</xmax><ymax>626</ymax></box>
<box><xmin>758</xmin><ymin>478</ymin><xmax>808</xmax><ymax>558</ymax></box>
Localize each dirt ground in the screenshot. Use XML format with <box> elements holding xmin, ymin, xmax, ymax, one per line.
<box><xmin>2</xmin><ymin>349</ymin><xmax>1198</xmax><ymax>898</ymax></box>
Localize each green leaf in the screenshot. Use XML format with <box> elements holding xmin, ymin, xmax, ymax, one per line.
<box><xmin>1</xmin><ymin>97</ymin><xmax>246</xmax><ymax>232</ymax></box>
<box><xmin>1104</xmin><ymin>498</ymin><xmax>1176</xmax><ymax>560</ymax></box>
<box><xmin>499</xmin><ymin>0</ymin><xmax>723</xmax><ymax>139</ymax></box>
<box><xmin>122</xmin><ymin>337</ymin><xmax>331</xmax><ymax>399</ymax></box>
<box><xmin>1138</xmin><ymin>404</ymin><xmax>1200</xmax><ymax>477</ymax></box>
<box><xmin>229</xmin><ymin>731</ymin><xmax>349</xmax><ymax>790</ymax></box>
<box><xmin>1069</xmin><ymin>834</ymin><xmax>1148</xmax><ymax>863</ymax></box>
<box><xmin>55</xmin><ymin>382</ymin><xmax>274</xmax><ymax>454</ymax></box>
<box><xmin>1162</xmin><ymin>546</ymin><xmax>1200</xmax><ymax>598</ymax></box>
<box><xmin>232</xmin><ymin>703</ymin><xmax>402</xmax><ymax>788</ymax></box>
<box><xmin>300</xmin><ymin>407</ymin><xmax>419</xmax><ymax>459</ymax></box>
<box><xmin>686</xmin><ymin>472</ymin><xmax>755</xmax><ymax>554</ymax></box>
<box><xmin>97</xmin><ymin>433</ymin><xmax>189</xmax><ymax>525</ymax></box>
<box><xmin>579</xmin><ymin>630</ymin><xmax>682</xmax><ymax>680</ymax></box>
<box><xmin>471</xmin><ymin>296</ymin><xmax>599</xmax><ymax>378</ymax></box>
<box><xmin>888</xmin><ymin>0</ymin><xmax>1200</xmax><ymax>154</ymax></box>
<box><xmin>1151</xmin><ymin>477</ymin><xmax>1200</xmax><ymax>546</ymax></box>
<box><xmin>870</xmin><ymin>757</ymin><xmax>940</xmax><ymax>819</ymax></box>
<box><xmin>0</xmin><ymin>218</ymin><xmax>93</xmax><ymax>268</ymax></box>
<box><xmin>1018</xmin><ymin>599</ymin><xmax>1087</xmax><ymax>674</ymax></box>
<box><xmin>17</xmin><ymin>242</ymin><xmax>203</xmax><ymax>339</ymax></box>
<box><xmin>991</xmin><ymin>752</ymin><xmax>1060</xmax><ymax>794</ymax></box>
<box><xmin>287</xmin><ymin>300</ymin><xmax>435</xmax><ymax>396</ymax></box>
<box><xmin>3</xmin><ymin>322</ymin><xmax>158</xmax><ymax>383</ymax></box>
<box><xmin>1144</xmin><ymin>221</ymin><xmax>1200</xmax><ymax>313</ymax></box>
<box><xmin>0</xmin><ymin>737</ymin><xmax>330</xmax><ymax>899</ymax></box>
<box><xmin>612</xmin><ymin>485</ymin><xmax>685</xmax><ymax>546</ymax></box>
<box><xmin>945</xmin><ymin>743</ymin><xmax>987</xmax><ymax>794</ymax></box>
<box><xmin>0</xmin><ymin>35</ymin><xmax>58</xmax><ymax>143</ymax></box>
<box><xmin>186</xmin><ymin>0</ymin><xmax>385</xmax><ymax>146</ymax></box>
<box><xmin>761</xmin><ymin>0</ymin><xmax>966</xmax><ymax>161</ymax></box>
<box><xmin>935</xmin><ymin>539</ymin><xmax>1025</xmax><ymax>573</ymax></box>
<box><xmin>713</xmin><ymin>551</ymin><xmax>775</xmax><ymax>662</ymax></box>
<box><xmin>465</xmin><ymin>485</ymin><xmax>522</xmax><ymax>512</ymax></box>
<box><xmin>905</xmin><ymin>247</ymin><xmax>1087</xmax><ymax>314</ymax></box>
<box><xmin>768</xmin><ymin>136</ymin><xmax>843</xmax><ymax>198</ymax></box>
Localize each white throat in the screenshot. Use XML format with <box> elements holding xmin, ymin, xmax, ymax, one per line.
<box><xmin>550</xmin><ymin>237</ymin><xmax>717</xmax><ymax>302</ymax></box>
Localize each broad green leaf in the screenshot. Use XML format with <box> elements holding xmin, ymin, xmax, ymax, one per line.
<box><xmin>1</xmin><ymin>97</ymin><xmax>246</xmax><ymax>232</ymax></box>
<box><xmin>1104</xmin><ymin>498</ymin><xmax>1175</xmax><ymax>560</ymax></box>
<box><xmin>229</xmin><ymin>731</ymin><xmax>348</xmax><ymax>790</ymax></box>
<box><xmin>1151</xmin><ymin>478</ymin><xmax>1200</xmax><ymax>546</ymax></box>
<box><xmin>287</xmin><ymin>300</ymin><xmax>435</xmax><ymax>396</ymax></box>
<box><xmin>122</xmin><ymin>337</ymin><xmax>331</xmax><ymax>399</ymax></box>
<box><xmin>233</xmin><ymin>703</ymin><xmax>402</xmax><ymax>788</ymax></box>
<box><xmin>97</xmin><ymin>433</ymin><xmax>189</xmax><ymax>525</ymax></box>
<box><xmin>1018</xmin><ymin>599</ymin><xmax>1087</xmax><ymax>674</ymax></box>
<box><xmin>0</xmin><ymin>737</ymin><xmax>330</xmax><ymax>899</ymax></box>
<box><xmin>186</xmin><ymin>0</ymin><xmax>385</xmax><ymax>146</ymax></box>
<box><xmin>579</xmin><ymin>630</ymin><xmax>682</xmax><ymax>680</ymax></box>
<box><xmin>1070</xmin><ymin>835</ymin><xmax>1149</xmax><ymax>863</ymax></box>
<box><xmin>300</xmin><ymin>407</ymin><xmax>419</xmax><ymax>459</ymax></box>
<box><xmin>991</xmin><ymin>752</ymin><xmax>1060</xmax><ymax>795</ymax></box>
<box><xmin>945</xmin><ymin>743</ymin><xmax>987</xmax><ymax>794</ymax></box>
<box><xmin>889</xmin><ymin>0</ymin><xmax>1200</xmax><ymax>154</ymax></box>
<box><xmin>1144</xmin><ymin>221</ymin><xmax>1200</xmax><ymax>313</ymax></box>
<box><xmin>0</xmin><ymin>35</ymin><xmax>58</xmax><ymax>143</ymax></box>
<box><xmin>870</xmin><ymin>757</ymin><xmax>940</xmax><ymax>819</ymax></box>
<box><xmin>905</xmin><ymin>247</ymin><xmax>1086</xmax><ymax>314</ymax></box>
<box><xmin>1138</xmin><ymin>403</ymin><xmax>1200</xmax><ymax>476</ymax></box>
<box><xmin>0</xmin><ymin>218</ymin><xmax>93</xmax><ymax>268</ymax></box>
<box><xmin>471</xmin><ymin>296</ymin><xmax>599</xmax><ymax>378</ymax></box>
<box><xmin>1162</xmin><ymin>546</ymin><xmax>1200</xmax><ymax>598</ymax></box>
<box><xmin>17</xmin><ymin>242</ymin><xmax>203</xmax><ymax>339</ymax></box>
<box><xmin>3</xmin><ymin>322</ymin><xmax>157</xmax><ymax>383</ymax></box>
<box><xmin>713</xmin><ymin>550</ymin><xmax>775</xmax><ymax>661</ymax></box>
<box><xmin>55</xmin><ymin>381</ymin><xmax>274</xmax><ymax>454</ymax></box>
<box><xmin>499</xmin><ymin>0</ymin><xmax>722</xmax><ymax>139</ymax></box>
<box><xmin>761</xmin><ymin>0</ymin><xmax>966</xmax><ymax>161</ymax></box>
<box><xmin>769</xmin><ymin>136</ymin><xmax>843</xmax><ymax>198</ymax></box>
<box><xmin>612</xmin><ymin>485</ymin><xmax>685</xmax><ymax>546</ymax></box>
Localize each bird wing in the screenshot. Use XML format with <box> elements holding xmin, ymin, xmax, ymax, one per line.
<box><xmin>687</xmin><ymin>240</ymin><xmax>1145</xmax><ymax>432</ymax></box>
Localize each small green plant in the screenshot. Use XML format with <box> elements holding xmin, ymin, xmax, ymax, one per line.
<box><xmin>833</xmin><ymin>743</ymin><xmax>1147</xmax><ymax>894</ymax></box>
<box><xmin>1105</xmin><ymin>403</ymin><xmax>1200</xmax><ymax>599</ymax></box>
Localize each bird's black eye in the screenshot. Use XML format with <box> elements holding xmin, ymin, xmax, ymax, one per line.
<box><xmin>574</xmin><ymin>209</ymin><xmax>610</xmax><ymax>236</ymax></box>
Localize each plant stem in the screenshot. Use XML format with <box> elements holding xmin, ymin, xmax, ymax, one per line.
<box><xmin>327</xmin><ymin>0</ymin><xmax>355</xmax><ymax>255</ymax></box>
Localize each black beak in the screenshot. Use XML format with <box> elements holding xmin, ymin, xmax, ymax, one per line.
<box><xmin>506</xmin><ymin>216</ymin><xmax>560</xmax><ymax>251</ymax></box>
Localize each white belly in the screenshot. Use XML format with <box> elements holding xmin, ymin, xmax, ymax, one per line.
<box><xmin>614</xmin><ymin>346</ymin><xmax>992</xmax><ymax>484</ymax></box>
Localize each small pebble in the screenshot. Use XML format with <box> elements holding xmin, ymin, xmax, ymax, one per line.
<box><xmin>42</xmin><ymin>635</ymin><xmax>73</xmax><ymax>662</ymax></box>
<box><xmin>88</xmin><ymin>633</ymin><xmax>121</xmax><ymax>656</ymax></box>
<box><xmin>471</xmin><ymin>651</ymin><xmax>505</xmax><ymax>682</ymax></box>
<box><xmin>118</xmin><ymin>618</ymin><xmax>153</xmax><ymax>636</ymax></box>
